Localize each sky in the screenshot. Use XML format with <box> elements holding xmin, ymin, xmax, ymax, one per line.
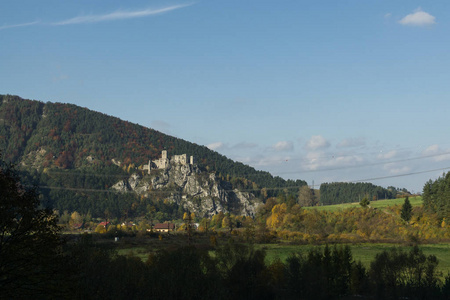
<box><xmin>2</xmin><ymin>0</ymin><xmax>450</xmax><ymax>193</ymax></box>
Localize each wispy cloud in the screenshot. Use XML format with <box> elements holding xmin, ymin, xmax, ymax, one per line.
<box><xmin>232</xmin><ymin>142</ymin><xmax>258</xmax><ymax>150</ymax></box>
<box><xmin>305</xmin><ymin>135</ymin><xmax>330</xmax><ymax>151</ymax></box>
<box><xmin>207</xmin><ymin>141</ymin><xmax>258</xmax><ymax>152</ymax></box>
<box><xmin>0</xmin><ymin>21</ymin><xmax>39</xmax><ymax>31</ymax></box>
<box><xmin>337</xmin><ymin>137</ymin><xmax>365</xmax><ymax>148</ymax></box>
<box><xmin>302</xmin><ymin>151</ymin><xmax>364</xmax><ymax>171</ymax></box>
<box><xmin>52</xmin><ymin>4</ymin><xmax>192</xmax><ymax>25</ymax></box>
<box><xmin>207</xmin><ymin>142</ymin><xmax>226</xmax><ymax>151</ymax></box>
<box><xmin>377</xmin><ymin>150</ymin><xmax>398</xmax><ymax>160</ymax></box>
<box><xmin>150</xmin><ymin>120</ymin><xmax>172</xmax><ymax>134</ymax></box>
<box><xmin>383</xmin><ymin>163</ymin><xmax>411</xmax><ymax>175</ymax></box>
<box><xmin>422</xmin><ymin>144</ymin><xmax>450</xmax><ymax>162</ymax></box>
<box><xmin>399</xmin><ymin>7</ymin><xmax>436</xmax><ymax>26</ymax></box>
<box><xmin>273</xmin><ymin>141</ymin><xmax>294</xmax><ymax>152</ymax></box>
<box><xmin>254</xmin><ymin>155</ymin><xmax>292</xmax><ymax>167</ymax></box>
<box><xmin>0</xmin><ymin>4</ymin><xmax>192</xmax><ymax>30</ymax></box>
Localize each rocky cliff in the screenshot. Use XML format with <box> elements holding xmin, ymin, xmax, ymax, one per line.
<box><xmin>112</xmin><ymin>161</ymin><xmax>262</xmax><ymax>217</ymax></box>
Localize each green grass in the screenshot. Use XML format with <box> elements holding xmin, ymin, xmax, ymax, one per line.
<box><xmin>111</xmin><ymin>235</ymin><xmax>450</xmax><ymax>277</ymax></box>
<box><xmin>116</xmin><ymin>247</ymin><xmax>150</xmax><ymax>261</ymax></box>
<box><xmin>306</xmin><ymin>196</ymin><xmax>422</xmax><ymax>212</ymax></box>
<box><xmin>260</xmin><ymin>242</ymin><xmax>450</xmax><ymax>276</ymax></box>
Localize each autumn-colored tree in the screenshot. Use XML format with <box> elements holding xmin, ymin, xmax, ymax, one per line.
<box><xmin>183</xmin><ymin>211</ymin><xmax>195</xmax><ymax>245</ymax></box>
<box><xmin>199</xmin><ymin>218</ymin><xmax>210</xmax><ymax>233</ymax></box>
<box><xmin>298</xmin><ymin>185</ymin><xmax>317</xmax><ymax>207</ymax></box>
<box><xmin>70</xmin><ymin>211</ymin><xmax>83</xmax><ymax>225</ymax></box>
<box><xmin>267</xmin><ymin>203</ymin><xmax>287</xmax><ymax>229</ymax></box>
<box><xmin>222</xmin><ymin>213</ymin><xmax>235</xmax><ymax>234</ymax></box>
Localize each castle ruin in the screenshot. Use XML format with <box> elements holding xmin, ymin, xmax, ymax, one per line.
<box><xmin>143</xmin><ymin>150</ymin><xmax>195</xmax><ymax>174</ymax></box>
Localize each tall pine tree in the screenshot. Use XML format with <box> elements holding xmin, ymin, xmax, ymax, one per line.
<box><xmin>400</xmin><ymin>196</ymin><xmax>412</xmax><ymax>222</ymax></box>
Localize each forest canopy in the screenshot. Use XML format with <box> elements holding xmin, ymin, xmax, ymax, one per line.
<box><xmin>320</xmin><ymin>182</ymin><xmax>396</xmax><ymax>205</ymax></box>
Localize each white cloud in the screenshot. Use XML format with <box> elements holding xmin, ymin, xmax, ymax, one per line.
<box><xmin>384</xmin><ymin>13</ymin><xmax>392</xmax><ymax>19</ymax></box>
<box><xmin>207</xmin><ymin>142</ymin><xmax>226</xmax><ymax>151</ymax></box>
<box><xmin>302</xmin><ymin>151</ymin><xmax>364</xmax><ymax>171</ymax></box>
<box><xmin>254</xmin><ymin>155</ymin><xmax>291</xmax><ymax>167</ymax></box>
<box><xmin>305</xmin><ymin>135</ymin><xmax>330</xmax><ymax>150</ymax></box>
<box><xmin>337</xmin><ymin>137</ymin><xmax>365</xmax><ymax>148</ymax></box>
<box><xmin>52</xmin><ymin>5</ymin><xmax>192</xmax><ymax>25</ymax></box>
<box><xmin>232</xmin><ymin>142</ymin><xmax>258</xmax><ymax>150</ymax></box>
<box><xmin>51</xmin><ymin>4</ymin><xmax>192</xmax><ymax>26</ymax></box>
<box><xmin>207</xmin><ymin>141</ymin><xmax>258</xmax><ymax>152</ymax></box>
<box><xmin>0</xmin><ymin>5</ymin><xmax>192</xmax><ymax>30</ymax></box>
<box><xmin>273</xmin><ymin>141</ymin><xmax>294</xmax><ymax>152</ymax></box>
<box><xmin>383</xmin><ymin>163</ymin><xmax>412</xmax><ymax>175</ymax></box>
<box><xmin>422</xmin><ymin>144</ymin><xmax>450</xmax><ymax>162</ymax></box>
<box><xmin>399</xmin><ymin>8</ymin><xmax>436</xmax><ymax>26</ymax></box>
<box><xmin>0</xmin><ymin>21</ymin><xmax>39</xmax><ymax>30</ymax></box>
<box><xmin>377</xmin><ymin>150</ymin><xmax>398</xmax><ymax>160</ymax></box>
<box><xmin>423</xmin><ymin>144</ymin><xmax>439</xmax><ymax>155</ymax></box>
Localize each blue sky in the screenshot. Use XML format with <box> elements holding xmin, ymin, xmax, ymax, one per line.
<box><xmin>2</xmin><ymin>0</ymin><xmax>450</xmax><ymax>193</ymax></box>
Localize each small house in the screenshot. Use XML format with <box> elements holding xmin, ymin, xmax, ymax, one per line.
<box><xmin>153</xmin><ymin>223</ymin><xmax>175</xmax><ymax>233</ymax></box>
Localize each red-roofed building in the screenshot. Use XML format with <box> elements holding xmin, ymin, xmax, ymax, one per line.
<box><xmin>153</xmin><ymin>223</ymin><xmax>175</xmax><ymax>233</ymax></box>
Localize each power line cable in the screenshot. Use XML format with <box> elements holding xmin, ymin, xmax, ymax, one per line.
<box><xmin>35</xmin><ymin>150</ymin><xmax>450</xmax><ymax>179</ymax></box>
<box><xmin>269</xmin><ymin>151</ymin><xmax>450</xmax><ymax>176</ymax></box>
<box><xmin>30</xmin><ymin>166</ymin><xmax>450</xmax><ymax>194</ymax></box>
<box><xmin>349</xmin><ymin>166</ymin><xmax>450</xmax><ymax>183</ymax></box>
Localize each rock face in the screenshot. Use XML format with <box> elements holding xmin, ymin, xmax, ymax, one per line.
<box><xmin>112</xmin><ymin>161</ymin><xmax>261</xmax><ymax>217</ymax></box>
<box><xmin>20</xmin><ymin>148</ymin><xmax>48</xmax><ymax>169</ymax></box>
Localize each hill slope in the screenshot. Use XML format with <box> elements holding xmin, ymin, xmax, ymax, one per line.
<box><xmin>0</xmin><ymin>94</ymin><xmax>306</xmax><ymax>219</ymax></box>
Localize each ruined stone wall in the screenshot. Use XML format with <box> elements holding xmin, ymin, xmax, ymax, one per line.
<box><xmin>173</xmin><ymin>154</ymin><xmax>187</xmax><ymax>165</ymax></box>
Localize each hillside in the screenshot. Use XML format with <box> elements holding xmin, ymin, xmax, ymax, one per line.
<box><xmin>0</xmin><ymin>94</ymin><xmax>306</xmax><ymax>219</ymax></box>
<box><xmin>319</xmin><ymin>182</ymin><xmax>398</xmax><ymax>205</ymax></box>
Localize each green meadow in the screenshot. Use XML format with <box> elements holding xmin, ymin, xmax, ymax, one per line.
<box><xmin>113</xmin><ymin>235</ymin><xmax>450</xmax><ymax>278</ymax></box>
<box><xmin>261</xmin><ymin>242</ymin><xmax>450</xmax><ymax>277</ymax></box>
<box><xmin>306</xmin><ymin>196</ymin><xmax>422</xmax><ymax>212</ymax></box>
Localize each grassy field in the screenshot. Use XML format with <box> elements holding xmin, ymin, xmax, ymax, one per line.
<box><xmin>110</xmin><ymin>233</ymin><xmax>450</xmax><ymax>278</ymax></box>
<box><xmin>261</xmin><ymin>242</ymin><xmax>450</xmax><ymax>277</ymax></box>
<box><xmin>306</xmin><ymin>196</ymin><xmax>422</xmax><ymax>212</ymax></box>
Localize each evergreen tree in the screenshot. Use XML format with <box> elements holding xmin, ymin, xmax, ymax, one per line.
<box><xmin>359</xmin><ymin>196</ymin><xmax>370</xmax><ymax>208</ymax></box>
<box><xmin>400</xmin><ymin>196</ymin><xmax>412</xmax><ymax>222</ymax></box>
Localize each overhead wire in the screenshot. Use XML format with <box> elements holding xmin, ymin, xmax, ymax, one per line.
<box><xmin>29</xmin><ymin>165</ymin><xmax>450</xmax><ymax>194</ymax></box>
<box><xmin>20</xmin><ymin>147</ymin><xmax>450</xmax><ymax>194</ymax></box>
<box><xmin>35</xmin><ymin>150</ymin><xmax>450</xmax><ymax>179</ymax></box>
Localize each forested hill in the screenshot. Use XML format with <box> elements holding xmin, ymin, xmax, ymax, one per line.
<box><xmin>0</xmin><ymin>94</ymin><xmax>305</xmax><ymax>193</ymax></box>
<box><xmin>320</xmin><ymin>182</ymin><xmax>397</xmax><ymax>205</ymax></box>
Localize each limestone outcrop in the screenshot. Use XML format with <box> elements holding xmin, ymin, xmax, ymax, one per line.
<box><xmin>112</xmin><ymin>159</ymin><xmax>261</xmax><ymax>217</ymax></box>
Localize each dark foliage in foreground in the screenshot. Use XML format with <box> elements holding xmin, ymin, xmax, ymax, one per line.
<box><xmin>63</xmin><ymin>238</ymin><xmax>449</xmax><ymax>300</ymax></box>
<box><xmin>0</xmin><ymin>156</ymin><xmax>66</xmax><ymax>299</ymax></box>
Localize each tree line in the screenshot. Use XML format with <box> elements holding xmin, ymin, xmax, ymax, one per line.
<box><xmin>423</xmin><ymin>172</ymin><xmax>450</xmax><ymax>221</ymax></box>
<box><xmin>320</xmin><ymin>182</ymin><xmax>397</xmax><ymax>205</ymax></box>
